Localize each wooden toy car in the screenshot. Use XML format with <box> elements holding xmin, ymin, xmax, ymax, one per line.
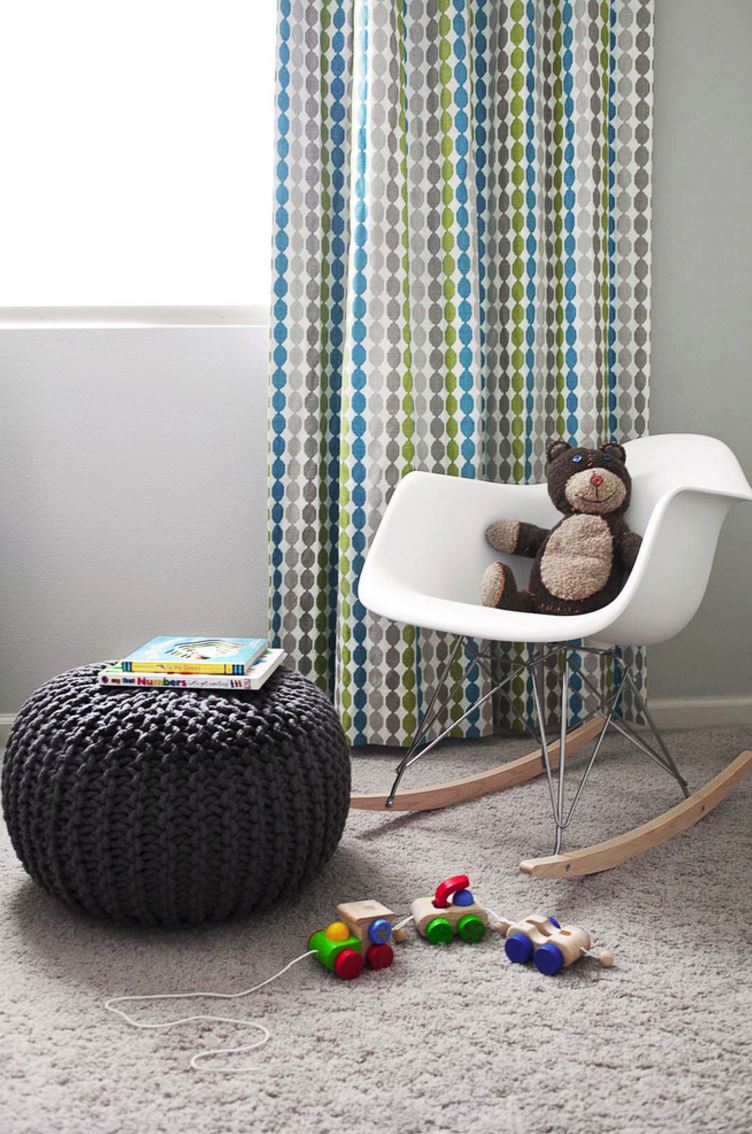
<box><xmin>411</xmin><ymin>874</ymin><xmax>488</xmax><ymax>945</ymax></box>
<box><xmin>496</xmin><ymin>913</ymin><xmax>613</xmax><ymax>975</ymax></box>
<box><xmin>308</xmin><ymin>900</ymin><xmax>403</xmax><ymax>980</ymax></box>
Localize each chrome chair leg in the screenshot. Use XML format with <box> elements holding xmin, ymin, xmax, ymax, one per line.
<box><xmin>577</xmin><ymin>667</ymin><xmax>689</xmax><ymax>797</ymax></box>
<box><xmin>553</xmin><ymin>652</ymin><xmax>569</xmax><ymax>854</ymax></box>
<box><xmin>384</xmin><ymin>639</ymin><xmax>691</xmax><ymax>855</ymax></box>
<box><xmin>531</xmin><ymin>644</ymin><xmax>691</xmax><ymax>855</ymax></box>
<box><xmin>385</xmin><ymin>640</ymin><xmax>560</xmax><ymax>808</ymax></box>
<box><xmin>386</xmin><ymin>633</ymin><xmax>466</xmax><ymax>803</ymax></box>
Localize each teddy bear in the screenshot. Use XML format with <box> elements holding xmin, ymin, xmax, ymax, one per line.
<box><xmin>480</xmin><ymin>440</ymin><xmax>642</xmax><ymax>616</ymax></box>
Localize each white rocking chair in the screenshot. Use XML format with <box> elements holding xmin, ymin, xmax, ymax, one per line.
<box><xmin>352</xmin><ymin>434</ymin><xmax>752</xmax><ymax>877</ymax></box>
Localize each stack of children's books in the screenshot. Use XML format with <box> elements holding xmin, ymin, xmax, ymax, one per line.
<box><xmin>99</xmin><ymin>636</ymin><xmax>284</xmax><ymax>691</ymax></box>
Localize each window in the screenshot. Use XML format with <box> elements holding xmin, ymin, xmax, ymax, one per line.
<box><xmin>0</xmin><ymin>1</ymin><xmax>276</xmax><ymax>312</ymax></box>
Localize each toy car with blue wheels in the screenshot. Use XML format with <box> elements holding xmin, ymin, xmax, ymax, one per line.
<box><xmin>500</xmin><ymin>913</ymin><xmax>594</xmax><ymax>975</ymax></box>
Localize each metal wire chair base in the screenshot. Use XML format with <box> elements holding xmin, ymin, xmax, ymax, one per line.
<box><xmin>386</xmin><ymin>638</ymin><xmax>690</xmax><ymax>856</ymax></box>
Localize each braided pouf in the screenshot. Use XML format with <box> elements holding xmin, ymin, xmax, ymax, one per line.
<box><xmin>2</xmin><ymin>664</ymin><xmax>351</xmax><ymax>925</ymax></box>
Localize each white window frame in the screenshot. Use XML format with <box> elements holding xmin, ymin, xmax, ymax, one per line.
<box><xmin>0</xmin><ymin>306</ymin><xmax>270</xmax><ymax>329</ymax></box>
<box><xmin>1</xmin><ymin>2</ymin><xmax>276</xmax><ymax>330</ymax></box>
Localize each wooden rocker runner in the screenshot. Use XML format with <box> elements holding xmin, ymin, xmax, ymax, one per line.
<box><xmin>351</xmin><ymin>436</ymin><xmax>752</xmax><ymax>876</ymax></box>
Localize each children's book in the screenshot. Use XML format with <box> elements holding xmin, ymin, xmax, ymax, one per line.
<box><xmin>99</xmin><ymin>649</ymin><xmax>285</xmax><ymax>690</ymax></box>
<box><xmin>118</xmin><ymin>636</ymin><xmax>267</xmax><ymax>675</ymax></box>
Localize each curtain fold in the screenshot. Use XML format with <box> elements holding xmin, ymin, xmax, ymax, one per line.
<box><xmin>269</xmin><ymin>0</ymin><xmax>654</xmax><ymax>746</ymax></box>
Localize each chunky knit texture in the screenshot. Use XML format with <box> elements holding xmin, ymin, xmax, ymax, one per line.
<box><xmin>1</xmin><ymin>664</ymin><xmax>350</xmax><ymax>925</ymax></box>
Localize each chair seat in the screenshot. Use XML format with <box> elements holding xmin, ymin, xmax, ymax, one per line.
<box><xmin>366</xmin><ymin>580</ymin><xmax>629</xmax><ymax>645</ymax></box>
<box><xmin>359</xmin><ymin>434</ymin><xmax>752</xmax><ymax>648</ymax></box>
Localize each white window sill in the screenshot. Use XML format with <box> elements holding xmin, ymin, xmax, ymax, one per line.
<box><xmin>0</xmin><ymin>307</ymin><xmax>271</xmax><ymax>329</ymax></box>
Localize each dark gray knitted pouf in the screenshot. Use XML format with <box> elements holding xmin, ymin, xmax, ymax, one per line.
<box><xmin>2</xmin><ymin>664</ymin><xmax>351</xmax><ymax>925</ymax></box>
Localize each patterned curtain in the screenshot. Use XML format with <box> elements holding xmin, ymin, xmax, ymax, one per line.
<box><xmin>269</xmin><ymin>0</ymin><xmax>653</xmax><ymax>746</ymax></box>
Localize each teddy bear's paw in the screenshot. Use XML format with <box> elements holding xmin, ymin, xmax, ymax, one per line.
<box><xmin>485</xmin><ymin>518</ymin><xmax>520</xmax><ymax>554</ymax></box>
<box><xmin>481</xmin><ymin>562</ymin><xmax>511</xmax><ymax>608</ymax></box>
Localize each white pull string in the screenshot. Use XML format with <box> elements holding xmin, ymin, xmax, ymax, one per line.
<box><xmin>105</xmin><ymin>949</ymin><xmax>316</xmax><ymax>1073</ymax></box>
<box><xmin>482</xmin><ymin>905</ymin><xmax>513</xmax><ymax>929</ymax></box>
<box><xmin>391</xmin><ymin>914</ymin><xmax>414</xmax><ymax>932</ymax></box>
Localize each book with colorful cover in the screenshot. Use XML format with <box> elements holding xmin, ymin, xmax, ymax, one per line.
<box><xmin>118</xmin><ymin>636</ymin><xmax>267</xmax><ymax>675</ymax></box>
<box><xmin>99</xmin><ymin>649</ymin><xmax>285</xmax><ymax>690</ymax></box>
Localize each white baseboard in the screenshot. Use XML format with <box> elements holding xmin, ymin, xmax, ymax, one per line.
<box><xmin>1</xmin><ymin>714</ymin><xmax>15</xmax><ymax>749</ymax></box>
<box><xmin>1</xmin><ymin>697</ymin><xmax>750</xmax><ymax>751</ymax></box>
<box><xmin>647</xmin><ymin>696</ymin><xmax>752</xmax><ymax>731</ymax></box>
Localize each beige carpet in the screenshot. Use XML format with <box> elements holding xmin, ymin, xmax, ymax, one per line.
<box><xmin>1</xmin><ymin>725</ymin><xmax>751</xmax><ymax>1134</ymax></box>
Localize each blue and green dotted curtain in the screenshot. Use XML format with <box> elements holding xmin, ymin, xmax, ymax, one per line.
<box><xmin>269</xmin><ymin>0</ymin><xmax>653</xmax><ymax>746</ymax></box>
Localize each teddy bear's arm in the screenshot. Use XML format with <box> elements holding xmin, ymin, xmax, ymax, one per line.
<box><xmin>485</xmin><ymin>519</ymin><xmax>549</xmax><ymax>558</ymax></box>
<box><xmin>615</xmin><ymin>526</ymin><xmax>642</xmax><ymax>571</ymax></box>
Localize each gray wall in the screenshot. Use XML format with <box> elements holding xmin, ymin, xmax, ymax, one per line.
<box><xmin>1</xmin><ymin>328</ymin><xmax>270</xmax><ymax>713</ymax></box>
<box><xmin>649</xmin><ymin>0</ymin><xmax>752</xmax><ymax>696</ymax></box>
<box><xmin>1</xmin><ymin>0</ymin><xmax>751</xmax><ymax>715</ymax></box>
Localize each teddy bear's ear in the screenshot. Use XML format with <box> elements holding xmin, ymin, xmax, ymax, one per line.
<box><xmin>546</xmin><ymin>439</ymin><xmax>572</xmax><ymax>463</ymax></box>
<box><xmin>600</xmin><ymin>441</ymin><xmax>627</xmax><ymax>463</ymax></box>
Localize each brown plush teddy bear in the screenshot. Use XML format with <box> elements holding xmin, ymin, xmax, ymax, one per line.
<box><xmin>480</xmin><ymin>440</ymin><xmax>642</xmax><ymax>616</ymax></box>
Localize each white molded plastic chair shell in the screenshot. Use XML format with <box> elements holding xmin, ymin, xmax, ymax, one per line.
<box><xmin>358</xmin><ymin>434</ymin><xmax>752</xmax><ymax>647</ymax></box>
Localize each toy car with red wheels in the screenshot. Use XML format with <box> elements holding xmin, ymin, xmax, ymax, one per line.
<box><xmin>411</xmin><ymin>875</ymin><xmax>489</xmax><ymax>945</ymax></box>
<box><xmin>308</xmin><ymin>900</ymin><xmax>405</xmax><ymax>980</ymax></box>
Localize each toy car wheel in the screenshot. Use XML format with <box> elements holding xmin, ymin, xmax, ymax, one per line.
<box><xmin>368</xmin><ymin>917</ymin><xmax>393</xmax><ymax>945</ymax></box>
<box><xmin>334</xmin><ymin>948</ymin><xmax>365</xmax><ymax>980</ymax></box>
<box><xmin>457</xmin><ymin>914</ymin><xmax>486</xmax><ymax>943</ymax></box>
<box><xmin>534</xmin><ymin>943</ymin><xmax>565</xmax><ymax>976</ymax></box>
<box><xmin>505</xmin><ymin>933</ymin><xmax>534</xmax><ymax>964</ymax></box>
<box><xmin>366</xmin><ymin>943</ymin><xmax>394</xmax><ymax>970</ymax></box>
<box><xmin>425</xmin><ymin>916</ymin><xmax>454</xmax><ymax>945</ymax></box>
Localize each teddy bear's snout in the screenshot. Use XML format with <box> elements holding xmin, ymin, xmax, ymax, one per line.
<box><xmin>563</xmin><ymin>466</ymin><xmax>627</xmax><ymax>514</ymax></box>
